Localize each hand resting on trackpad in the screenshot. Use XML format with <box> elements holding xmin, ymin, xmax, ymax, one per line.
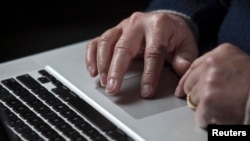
<box><xmin>95</xmin><ymin>60</ymin><xmax>186</xmax><ymax>119</ymax></box>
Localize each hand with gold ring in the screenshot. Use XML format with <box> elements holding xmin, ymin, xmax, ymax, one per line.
<box><xmin>174</xmin><ymin>43</ymin><xmax>250</xmax><ymax>128</ymax></box>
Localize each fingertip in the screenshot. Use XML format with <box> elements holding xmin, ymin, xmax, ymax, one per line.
<box><xmin>100</xmin><ymin>73</ymin><xmax>107</xmax><ymax>87</ymax></box>
<box><xmin>105</xmin><ymin>78</ymin><xmax>121</xmax><ymax>96</ymax></box>
<box><xmin>174</xmin><ymin>85</ymin><xmax>186</xmax><ymax>98</ymax></box>
<box><xmin>87</xmin><ymin>65</ymin><xmax>97</xmax><ymax>77</ymax></box>
<box><xmin>141</xmin><ymin>84</ymin><xmax>154</xmax><ymax>98</ymax></box>
<box><xmin>195</xmin><ymin>104</ymin><xmax>208</xmax><ymax>129</ymax></box>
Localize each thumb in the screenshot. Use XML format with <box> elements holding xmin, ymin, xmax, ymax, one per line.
<box><xmin>172</xmin><ymin>43</ymin><xmax>198</xmax><ymax>76</ymax></box>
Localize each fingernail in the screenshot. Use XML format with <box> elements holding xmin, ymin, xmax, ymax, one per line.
<box><xmin>100</xmin><ymin>73</ymin><xmax>107</xmax><ymax>87</ymax></box>
<box><xmin>88</xmin><ymin>65</ymin><xmax>94</xmax><ymax>76</ymax></box>
<box><xmin>141</xmin><ymin>84</ymin><xmax>152</xmax><ymax>98</ymax></box>
<box><xmin>106</xmin><ymin>79</ymin><xmax>117</xmax><ymax>94</ymax></box>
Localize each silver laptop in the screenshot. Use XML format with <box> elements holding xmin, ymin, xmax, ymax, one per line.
<box><xmin>0</xmin><ymin>40</ymin><xmax>207</xmax><ymax>141</ymax></box>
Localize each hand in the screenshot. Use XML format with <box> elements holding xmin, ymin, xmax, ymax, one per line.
<box><xmin>85</xmin><ymin>11</ymin><xmax>198</xmax><ymax>98</ymax></box>
<box><xmin>175</xmin><ymin>43</ymin><xmax>250</xmax><ymax>128</ymax></box>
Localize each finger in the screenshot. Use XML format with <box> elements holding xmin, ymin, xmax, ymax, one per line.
<box><xmin>195</xmin><ymin>100</ymin><xmax>209</xmax><ymax>129</ymax></box>
<box><xmin>172</xmin><ymin>39</ymin><xmax>198</xmax><ymax>76</ymax></box>
<box><xmin>167</xmin><ymin>14</ymin><xmax>198</xmax><ymax>77</ymax></box>
<box><xmin>175</xmin><ymin>51</ymin><xmax>213</xmax><ymax>97</ymax></box>
<box><xmin>141</xmin><ymin>46</ymin><xmax>165</xmax><ymax>98</ymax></box>
<box><xmin>195</xmin><ymin>87</ymin><xmax>216</xmax><ymax>129</ymax></box>
<box><xmin>97</xmin><ymin>27</ymin><xmax>122</xmax><ymax>86</ymax></box>
<box><xmin>106</xmin><ymin>24</ymin><xmax>144</xmax><ymax>95</ymax></box>
<box><xmin>174</xmin><ymin>65</ymin><xmax>193</xmax><ymax>97</ymax></box>
<box><xmin>187</xmin><ymin>80</ymin><xmax>203</xmax><ymax>110</ymax></box>
<box><xmin>85</xmin><ymin>37</ymin><xmax>99</xmax><ymax>77</ymax></box>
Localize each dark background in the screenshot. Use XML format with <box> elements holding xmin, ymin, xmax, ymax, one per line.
<box><xmin>1</xmin><ymin>0</ymin><xmax>151</xmax><ymax>63</ymax></box>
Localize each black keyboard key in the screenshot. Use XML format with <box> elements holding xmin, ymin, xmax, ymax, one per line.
<box><xmin>41</xmin><ymin>128</ymin><xmax>60</xmax><ymax>141</ymax></box>
<box><xmin>13</xmin><ymin>89</ymin><xmax>31</xmax><ymax>98</ymax></box>
<box><xmin>32</xmin><ymin>87</ymin><xmax>48</xmax><ymax>95</ymax></box>
<box><xmin>16</xmin><ymin>125</ymin><xmax>31</xmax><ymax>135</ymax></box>
<box><xmin>34</xmin><ymin>122</ymin><xmax>51</xmax><ymax>133</ymax></box>
<box><xmin>63</xmin><ymin>128</ymin><xmax>80</xmax><ymax>138</ymax></box>
<box><xmin>93</xmin><ymin>135</ymin><xmax>108</xmax><ymax>141</ymax></box>
<box><xmin>52</xmin><ymin>87</ymin><xmax>77</xmax><ymax>101</ymax></box>
<box><xmin>41</xmin><ymin>111</ymin><xmax>57</xmax><ymax>120</ymax></box>
<box><xmin>75</xmin><ymin>120</ymin><xmax>92</xmax><ymax>132</ymax></box>
<box><xmin>2</xmin><ymin>78</ymin><xmax>24</xmax><ymax>91</ymax></box>
<box><xmin>52</xmin><ymin>103</ymin><xmax>69</xmax><ymax>112</ymax></box>
<box><xmin>21</xmin><ymin>127</ymin><xmax>42</xmax><ymax>141</ymax></box>
<box><xmin>49</xmin><ymin>135</ymin><xmax>65</xmax><ymax>141</ymax></box>
<box><xmin>3</xmin><ymin>108</ymin><xmax>19</xmax><ymax>122</ymax></box>
<box><xmin>39</xmin><ymin>70</ymin><xmax>63</xmax><ymax>87</ymax></box>
<box><xmin>55</xmin><ymin>122</ymin><xmax>72</xmax><ymax>131</ymax></box>
<box><xmin>59</xmin><ymin>109</ymin><xmax>77</xmax><ymax>118</ymax></box>
<box><xmin>26</xmin><ymin>98</ymin><xmax>43</xmax><ymax>107</ymax></box>
<box><xmin>67</xmin><ymin>115</ymin><xmax>83</xmax><ymax>125</ymax></box>
<box><xmin>7</xmin><ymin>118</ymin><xmax>24</xmax><ymax>128</ymax></box>
<box><xmin>16</xmin><ymin>74</ymin><xmax>42</xmax><ymax>90</ymax></box>
<box><xmin>37</xmin><ymin>77</ymin><xmax>50</xmax><ymax>84</ymax></box>
<box><xmin>28</xmin><ymin>116</ymin><xmax>44</xmax><ymax>126</ymax></box>
<box><xmin>33</xmin><ymin>89</ymin><xmax>55</xmax><ymax>101</ymax></box>
<box><xmin>34</xmin><ymin>105</ymin><xmax>51</xmax><ymax>115</ymax></box>
<box><xmin>19</xmin><ymin>110</ymin><xmax>37</xmax><ymax>120</ymax></box>
<box><xmin>48</xmin><ymin>116</ymin><xmax>65</xmax><ymax>126</ymax></box>
<box><xmin>0</xmin><ymin>85</ymin><xmax>10</xmax><ymax>94</ymax></box>
<box><xmin>106</xmin><ymin>128</ymin><xmax>128</xmax><ymax>140</ymax></box>
<box><xmin>5</xmin><ymin>99</ymin><xmax>23</xmax><ymax>108</ymax></box>
<box><xmin>68</xmin><ymin>97</ymin><xmax>116</xmax><ymax>131</ymax></box>
<box><xmin>12</xmin><ymin>105</ymin><xmax>30</xmax><ymax>114</ymax></box>
<box><xmin>45</xmin><ymin>97</ymin><xmax>61</xmax><ymax>106</ymax></box>
<box><xmin>20</xmin><ymin>94</ymin><xmax>37</xmax><ymax>103</ymax></box>
<box><xmin>52</xmin><ymin>86</ymin><xmax>70</xmax><ymax>94</ymax></box>
<box><xmin>85</xmin><ymin>127</ymin><xmax>104</xmax><ymax>140</ymax></box>
<box><xmin>70</xmin><ymin>135</ymin><xmax>88</xmax><ymax>141</ymax></box>
<box><xmin>0</xmin><ymin>93</ymin><xmax>14</xmax><ymax>102</ymax></box>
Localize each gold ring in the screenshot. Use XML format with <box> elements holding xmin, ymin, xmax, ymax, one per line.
<box><xmin>187</xmin><ymin>93</ymin><xmax>197</xmax><ymax>110</ymax></box>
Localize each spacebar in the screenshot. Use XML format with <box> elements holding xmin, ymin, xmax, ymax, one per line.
<box><xmin>68</xmin><ymin>97</ymin><xmax>116</xmax><ymax>131</ymax></box>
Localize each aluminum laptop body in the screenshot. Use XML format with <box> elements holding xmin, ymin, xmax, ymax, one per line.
<box><xmin>0</xmin><ymin>40</ymin><xmax>207</xmax><ymax>141</ymax></box>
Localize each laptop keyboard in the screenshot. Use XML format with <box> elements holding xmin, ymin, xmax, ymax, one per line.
<box><xmin>0</xmin><ymin>69</ymin><xmax>133</xmax><ymax>141</ymax></box>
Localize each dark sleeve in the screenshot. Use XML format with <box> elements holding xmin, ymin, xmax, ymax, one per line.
<box><xmin>146</xmin><ymin>0</ymin><xmax>230</xmax><ymax>54</ymax></box>
<box><xmin>146</xmin><ymin>0</ymin><xmax>211</xmax><ymax>17</ymax></box>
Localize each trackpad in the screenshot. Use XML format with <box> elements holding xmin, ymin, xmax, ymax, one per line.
<box><xmin>96</xmin><ymin>68</ymin><xmax>186</xmax><ymax>119</ymax></box>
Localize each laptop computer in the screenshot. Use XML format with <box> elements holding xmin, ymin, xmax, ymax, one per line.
<box><xmin>0</xmin><ymin>40</ymin><xmax>207</xmax><ymax>141</ymax></box>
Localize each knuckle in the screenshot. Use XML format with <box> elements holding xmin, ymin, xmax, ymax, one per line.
<box><xmin>114</xmin><ymin>41</ymin><xmax>134</xmax><ymax>58</ymax></box>
<box><xmin>205</xmin><ymin>71</ymin><xmax>220</xmax><ymax>87</ymax></box>
<box><xmin>204</xmin><ymin>64</ymin><xmax>222</xmax><ymax>85</ymax></box>
<box><xmin>145</xmin><ymin>45</ymin><xmax>165</xmax><ymax>59</ymax></box>
<box><xmin>202</xmin><ymin>90</ymin><xmax>217</xmax><ymax>106</ymax></box>
<box><xmin>109</xmin><ymin>65</ymin><xmax>123</xmax><ymax>75</ymax></box>
<box><xmin>129</xmin><ymin>12</ymin><xmax>144</xmax><ymax>23</ymax></box>
<box><xmin>87</xmin><ymin>39</ymin><xmax>97</xmax><ymax>48</ymax></box>
<box><xmin>218</xmin><ymin>42</ymin><xmax>234</xmax><ymax>49</ymax></box>
<box><xmin>151</xmin><ymin>13</ymin><xmax>170</xmax><ymax>26</ymax></box>
<box><xmin>216</xmin><ymin>42</ymin><xmax>238</xmax><ymax>53</ymax></box>
<box><xmin>99</xmin><ymin>29</ymin><xmax>113</xmax><ymax>44</ymax></box>
<box><xmin>154</xmin><ymin>12</ymin><xmax>169</xmax><ymax>21</ymax></box>
<box><xmin>203</xmin><ymin>56</ymin><xmax>220</xmax><ymax>67</ymax></box>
